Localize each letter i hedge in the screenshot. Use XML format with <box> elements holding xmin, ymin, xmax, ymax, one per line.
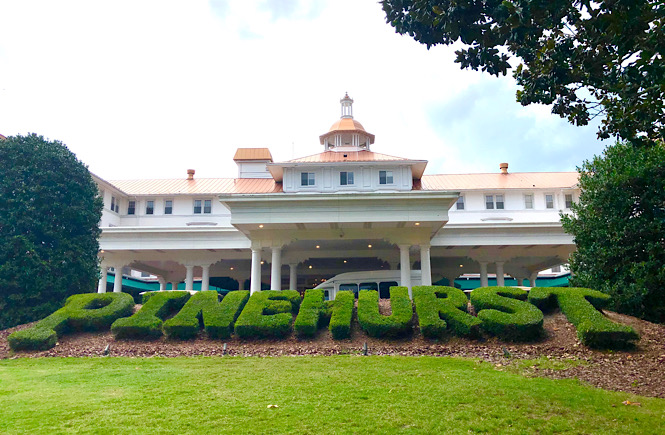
<box><xmin>412</xmin><ymin>286</ymin><xmax>481</xmax><ymax>338</ymax></box>
<box><xmin>111</xmin><ymin>291</ymin><xmax>190</xmax><ymax>340</ymax></box>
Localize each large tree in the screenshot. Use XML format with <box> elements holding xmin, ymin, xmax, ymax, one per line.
<box><xmin>561</xmin><ymin>141</ymin><xmax>665</xmax><ymax>323</ymax></box>
<box><xmin>0</xmin><ymin>134</ymin><xmax>103</xmax><ymax>329</ymax></box>
<box><xmin>381</xmin><ymin>0</ymin><xmax>665</xmax><ymax>146</ymax></box>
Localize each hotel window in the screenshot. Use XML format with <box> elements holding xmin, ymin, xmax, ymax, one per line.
<box><xmin>340</xmin><ymin>171</ymin><xmax>354</xmax><ymax>185</ymax></box>
<box><xmin>485</xmin><ymin>194</ymin><xmax>504</xmax><ymax>210</ymax></box>
<box><xmin>164</xmin><ymin>199</ymin><xmax>173</xmax><ymax>215</ymax></box>
<box><xmin>545</xmin><ymin>194</ymin><xmax>554</xmax><ymax>209</ymax></box>
<box><xmin>379</xmin><ymin>170</ymin><xmax>393</xmax><ymax>185</ymax></box>
<box><xmin>456</xmin><ymin>196</ymin><xmax>465</xmax><ymax>210</ymax></box>
<box><xmin>204</xmin><ymin>199</ymin><xmax>212</xmax><ymax>214</ymax></box>
<box><xmin>193</xmin><ymin>199</ymin><xmax>202</xmax><ymax>214</ymax></box>
<box><xmin>146</xmin><ymin>200</ymin><xmax>154</xmax><ymax>215</ymax></box>
<box><xmin>127</xmin><ymin>200</ymin><xmax>136</xmax><ymax>215</ymax></box>
<box><xmin>524</xmin><ymin>194</ymin><xmax>534</xmax><ymax>209</ymax></box>
<box><xmin>301</xmin><ymin>172</ymin><xmax>315</xmax><ymax>186</ymax></box>
<box><xmin>565</xmin><ymin>194</ymin><xmax>573</xmax><ymax>209</ymax></box>
<box><xmin>111</xmin><ymin>196</ymin><xmax>117</xmax><ymax>213</ymax></box>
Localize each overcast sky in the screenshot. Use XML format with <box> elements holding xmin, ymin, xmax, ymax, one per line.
<box><xmin>0</xmin><ymin>0</ymin><xmax>610</xmax><ymax>181</ymax></box>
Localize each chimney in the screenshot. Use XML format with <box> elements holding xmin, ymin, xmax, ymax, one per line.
<box><xmin>499</xmin><ymin>162</ymin><xmax>509</xmax><ymax>174</ymax></box>
<box><xmin>187</xmin><ymin>169</ymin><xmax>195</xmax><ymax>180</ymax></box>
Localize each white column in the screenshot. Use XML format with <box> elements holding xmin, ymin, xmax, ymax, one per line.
<box><xmin>447</xmin><ymin>276</ymin><xmax>458</xmax><ymax>288</ymax></box>
<box><xmin>201</xmin><ymin>264</ymin><xmax>210</xmax><ymax>291</ymax></box>
<box><xmin>289</xmin><ymin>264</ymin><xmax>297</xmax><ymax>290</ymax></box>
<box><xmin>495</xmin><ymin>262</ymin><xmax>505</xmax><ymax>286</ymax></box>
<box><xmin>270</xmin><ymin>247</ymin><xmax>282</xmax><ymax>291</ymax></box>
<box><xmin>517</xmin><ymin>278</ymin><xmax>524</xmax><ymax>286</ymax></box>
<box><xmin>185</xmin><ymin>265</ymin><xmax>195</xmax><ymax>291</ymax></box>
<box><xmin>420</xmin><ymin>244</ymin><xmax>432</xmax><ymax>286</ymax></box>
<box><xmin>237</xmin><ymin>277</ymin><xmax>245</xmax><ymax>291</ymax></box>
<box><xmin>97</xmin><ymin>267</ymin><xmax>108</xmax><ymax>293</ymax></box>
<box><xmin>529</xmin><ymin>272</ymin><xmax>538</xmax><ymax>287</ymax></box>
<box><xmin>170</xmin><ymin>281</ymin><xmax>178</xmax><ymax>291</ymax></box>
<box><xmin>250</xmin><ymin>248</ymin><xmax>262</xmax><ymax>294</ymax></box>
<box><xmin>113</xmin><ymin>265</ymin><xmax>125</xmax><ymax>293</ymax></box>
<box><xmin>479</xmin><ymin>262</ymin><xmax>489</xmax><ymax>288</ymax></box>
<box><xmin>158</xmin><ymin>277</ymin><xmax>166</xmax><ymax>291</ymax></box>
<box><xmin>399</xmin><ymin>244</ymin><xmax>411</xmax><ymax>297</ymax></box>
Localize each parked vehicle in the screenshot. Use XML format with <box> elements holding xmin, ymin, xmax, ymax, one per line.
<box><xmin>314</xmin><ymin>270</ymin><xmax>422</xmax><ymax>300</ymax></box>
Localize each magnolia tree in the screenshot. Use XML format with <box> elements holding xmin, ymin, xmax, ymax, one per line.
<box><xmin>0</xmin><ymin>134</ymin><xmax>103</xmax><ymax>329</ymax></box>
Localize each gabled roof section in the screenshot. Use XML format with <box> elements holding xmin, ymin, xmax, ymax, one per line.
<box><xmin>109</xmin><ymin>178</ymin><xmax>282</xmax><ymax>195</ymax></box>
<box><xmin>233</xmin><ymin>148</ymin><xmax>273</xmax><ymax>161</ymax></box>
<box><xmin>417</xmin><ymin>172</ymin><xmax>579</xmax><ymax>190</ymax></box>
<box><xmin>267</xmin><ymin>150</ymin><xmax>428</xmax><ymax>181</ymax></box>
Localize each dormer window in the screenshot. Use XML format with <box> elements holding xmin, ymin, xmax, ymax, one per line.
<box><xmin>301</xmin><ymin>172</ymin><xmax>315</xmax><ymax>186</ymax></box>
<box><xmin>379</xmin><ymin>170</ymin><xmax>393</xmax><ymax>185</ymax></box>
<box><xmin>340</xmin><ymin>171</ymin><xmax>354</xmax><ymax>185</ymax></box>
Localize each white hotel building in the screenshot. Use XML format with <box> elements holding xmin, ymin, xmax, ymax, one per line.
<box><xmin>94</xmin><ymin>95</ymin><xmax>578</xmax><ymax>296</ymax></box>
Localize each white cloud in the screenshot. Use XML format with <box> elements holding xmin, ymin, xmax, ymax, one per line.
<box><xmin>0</xmin><ymin>0</ymin><xmax>608</xmax><ymax>180</ymax></box>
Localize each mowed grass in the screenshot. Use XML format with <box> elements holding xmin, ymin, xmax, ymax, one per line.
<box><xmin>1</xmin><ymin>356</ymin><xmax>663</xmax><ymax>434</ymax></box>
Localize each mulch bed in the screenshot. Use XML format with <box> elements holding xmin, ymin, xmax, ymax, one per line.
<box><xmin>1</xmin><ymin>303</ymin><xmax>664</xmax><ymax>398</ymax></box>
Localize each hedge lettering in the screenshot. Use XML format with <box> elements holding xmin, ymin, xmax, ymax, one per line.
<box><xmin>412</xmin><ymin>286</ymin><xmax>481</xmax><ymax>338</ymax></box>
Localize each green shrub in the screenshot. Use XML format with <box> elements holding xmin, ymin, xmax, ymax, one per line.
<box><xmin>163</xmin><ymin>290</ymin><xmax>249</xmax><ymax>340</ymax></box>
<box><xmin>528</xmin><ymin>287</ymin><xmax>639</xmax><ymax>348</ymax></box>
<box><xmin>328</xmin><ymin>291</ymin><xmax>354</xmax><ymax>339</ymax></box>
<box><xmin>234</xmin><ymin>290</ymin><xmax>301</xmax><ymax>339</ymax></box>
<box><xmin>357</xmin><ymin>287</ymin><xmax>413</xmax><ymax>338</ymax></box>
<box><xmin>8</xmin><ymin>293</ymin><xmax>135</xmax><ymax>351</ymax></box>
<box><xmin>412</xmin><ymin>286</ymin><xmax>481</xmax><ymax>338</ymax></box>
<box><xmin>294</xmin><ymin>289</ymin><xmax>329</xmax><ymax>338</ymax></box>
<box><xmin>470</xmin><ymin>287</ymin><xmax>543</xmax><ymax>341</ymax></box>
<box><xmin>111</xmin><ymin>291</ymin><xmax>190</xmax><ymax>340</ymax></box>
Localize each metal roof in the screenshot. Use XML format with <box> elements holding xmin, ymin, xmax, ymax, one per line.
<box><xmin>233</xmin><ymin>148</ymin><xmax>273</xmax><ymax>161</ymax></box>
<box><xmin>109</xmin><ymin>178</ymin><xmax>282</xmax><ymax>195</ymax></box>
<box><xmin>418</xmin><ymin>172</ymin><xmax>579</xmax><ymax>190</ymax></box>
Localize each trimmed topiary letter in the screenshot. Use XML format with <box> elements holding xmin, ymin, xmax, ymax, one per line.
<box><xmin>357</xmin><ymin>287</ymin><xmax>413</xmax><ymax>338</ymax></box>
<box><xmin>412</xmin><ymin>286</ymin><xmax>481</xmax><ymax>338</ymax></box>
<box><xmin>163</xmin><ymin>290</ymin><xmax>250</xmax><ymax>340</ymax></box>
<box><xmin>528</xmin><ymin>287</ymin><xmax>639</xmax><ymax>348</ymax></box>
<box><xmin>470</xmin><ymin>287</ymin><xmax>543</xmax><ymax>341</ymax></box>
<box><xmin>328</xmin><ymin>291</ymin><xmax>354</xmax><ymax>339</ymax></box>
<box><xmin>294</xmin><ymin>289</ymin><xmax>329</xmax><ymax>338</ymax></box>
<box><xmin>234</xmin><ymin>290</ymin><xmax>301</xmax><ymax>339</ymax></box>
<box><xmin>8</xmin><ymin>293</ymin><xmax>135</xmax><ymax>351</ymax></box>
<box><xmin>111</xmin><ymin>291</ymin><xmax>190</xmax><ymax>340</ymax></box>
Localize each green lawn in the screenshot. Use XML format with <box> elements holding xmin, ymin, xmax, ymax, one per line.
<box><xmin>0</xmin><ymin>356</ymin><xmax>663</xmax><ymax>434</ymax></box>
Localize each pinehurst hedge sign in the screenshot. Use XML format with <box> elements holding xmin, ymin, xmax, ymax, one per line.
<box><xmin>8</xmin><ymin>286</ymin><xmax>639</xmax><ymax>352</ymax></box>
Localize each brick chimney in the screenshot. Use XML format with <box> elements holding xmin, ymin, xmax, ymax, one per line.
<box><xmin>499</xmin><ymin>162</ymin><xmax>509</xmax><ymax>174</ymax></box>
<box><xmin>187</xmin><ymin>169</ymin><xmax>195</xmax><ymax>180</ymax></box>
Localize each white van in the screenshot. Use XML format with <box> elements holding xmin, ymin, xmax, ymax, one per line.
<box><xmin>313</xmin><ymin>270</ymin><xmax>422</xmax><ymax>300</ymax></box>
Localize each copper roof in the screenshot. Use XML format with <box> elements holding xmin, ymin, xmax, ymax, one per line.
<box><xmin>285</xmin><ymin>150</ymin><xmax>413</xmax><ymax>163</ymax></box>
<box><xmin>233</xmin><ymin>148</ymin><xmax>273</xmax><ymax>161</ymax></box>
<box><xmin>327</xmin><ymin>118</ymin><xmax>366</xmax><ymax>132</ymax></box>
<box><xmin>109</xmin><ymin>178</ymin><xmax>282</xmax><ymax>195</ymax></box>
<box><xmin>418</xmin><ymin>172</ymin><xmax>579</xmax><ymax>190</ymax></box>
<box><xmin>0</xmin><ymin>134</ymin><xmax>6</xmax><ymax>140</ymax></box>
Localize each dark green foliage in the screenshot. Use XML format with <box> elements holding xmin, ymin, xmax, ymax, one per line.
<box><xmin>528</xmin><ymin>287</ymin><xmax>639</xmax><ymax>348</ymax></box>
<box><xmin>382</xmin><ymin>1</ymin><xmax>665</xmax><ymax>146</ymax></box>
<box><xmin>328</xmin><ymin>291</ymin><xmax>354</xmax><ymax>339</ymax></box>
<box><xmin>111</xmin><ymin>291</ymin><xmax>190</xmax><ymax>340</ymax></box>
<box><xmin>162</xmin><ymin>290</ymin><xmax>249</xmax><ymax>340</ymax></box>
<box><xmin>8</xmin><ymin>293</ymin><xmax>134</xmax><ymax>351</ymax></box>
<box><xmin>357</xmin><ymin>287</ymin><xmax>413</xmax><ymax>338</ymax></box>
<box><xmin>561</xmin><ymin>142</ymin><xmax>665</xmax><ymax>323</ymax></box>
<box><xmin>294</xmin><ymin>289</ymin><xmax>329</xmax><ymax>338</ymax></box>
<box><xmin>412</xmin><ymin>286</ymin><xmax>481</xmax><ymax>338</ymax></box>
<box><xmin>470</xmin><ymin>287</ymin><xmax>543</xmax><ymax>341</ymax></box>
<box><xmin>0</xmin><ymin>134</ymin><xmax>103</xmax><ymax>329</ymax></box>
<box><xmin>234</xmin><ymin>290</ymin><xmax>301</xmax><ymax>338</ymax></box>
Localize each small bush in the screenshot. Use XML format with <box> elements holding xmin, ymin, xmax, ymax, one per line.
<box><xmin>111</xmin><ymin>291</ymin><xmax>190</xmax><ymax>340</ymax></box>
<box><xmin>162</xmin><ymin>290</ymin><xmax>250</xmax><ymax>340</ymax></box>
<box><xmin>328</xmin><ymin>291</ymin><xmax>354</xmax><ymax>339</ymax></box>
<box><xmin>294</xmin><ymin>289</ymin><xmax>329</xmax><ymax>338</ymax></box>
<box><xmin>8</xmin><ymin>293</ymin><xmax>135</xmax><ymax>351</ymax></box>
<box><xmin>357</xmin><ymin>287</ymin><xmax>413</xmax><ymax>338</ymax></box>
<box><xmin>234</xmin><ymin>290</ymin><xmax>301</xmax><ymax>339</ymax></box>
<box><xmin>470</xmin><ymin>287</ymin><xmax>544</xmax><ymax>341</ymax></box>
<box><xmin>412</xmin><ymin>286</ymin><xmax>481</xmax><ymax>338</ymax></box>
<box><xmin>528</xmin><ymin>287</ymin><xmax>639</xmax><ymax>348</ymax></box>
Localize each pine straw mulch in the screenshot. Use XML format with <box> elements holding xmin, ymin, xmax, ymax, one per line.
<box><xmin>1</xmin><ymin>303</ymin><xmax>664</xmax><ymax>398</ymax></box>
